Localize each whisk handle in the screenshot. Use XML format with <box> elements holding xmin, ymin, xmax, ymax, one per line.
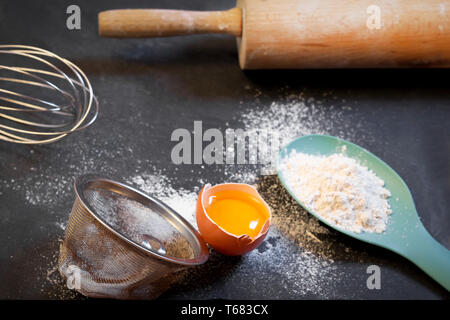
<box><xmin>98</xmin><ymin>8</ymin><xmax>242</xmax><ymax>38</ymax></box>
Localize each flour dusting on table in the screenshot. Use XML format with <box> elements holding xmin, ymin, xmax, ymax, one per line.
<box><xmin>10</xmin><ymin>90</ymin><xmax>369</xmax><ymax>299</ymax></box>
<box><xmin>129</xmin><ymin>173</ymin><xmax>199</xmax><ymax>228</ymax></box>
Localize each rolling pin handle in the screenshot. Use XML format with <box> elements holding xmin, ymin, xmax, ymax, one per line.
<box><xmin>98</xmin><ymin>8</ymin><xmax>242</xmax><ymax>38</ymax></box>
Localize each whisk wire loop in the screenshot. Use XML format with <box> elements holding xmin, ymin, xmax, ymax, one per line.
<box><xmin>0</xmin><ymin>45</ymin><xmax>98</xmax><ymax>144</ymax></box>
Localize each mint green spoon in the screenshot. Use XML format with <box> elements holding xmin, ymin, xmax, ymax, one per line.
<box><xmin>276</xmin><ymin>134</ymin><xmax>450</xmax><ymax>291</ymax></box>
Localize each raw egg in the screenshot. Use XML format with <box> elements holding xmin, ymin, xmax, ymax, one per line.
<box><xmin>196</xmin><ymin>183</ymin><xmax>271</xmax><ymax>256</ymax></box>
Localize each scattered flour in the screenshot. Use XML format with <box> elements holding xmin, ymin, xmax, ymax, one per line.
<box><xmin>238</xmin><ymin>228</ymin><xmax>341</xmax><ymax>298</ymax></box>
<box><xmin>122</xmin><ymin>94</ymin><xmax>368</xmax><ymax>297</ymax></box>
<box><xmin>129</xmin><ymin>173</ymin><xmax>199</xmax><ymax>228</ymax></box>
<box><xmin>237</xmin><ymin>93</ymin><xmax>362</xmax><ymax>175</ymax></box>
<box><xmin>279</xmin><ymin>151</ymin><xmax>392</xmax><ymax>233</ymax></box>
<box><xmin>0</xmin><ymin>90</ymin><xmax>370</xmax><ymax>298</ymax></box>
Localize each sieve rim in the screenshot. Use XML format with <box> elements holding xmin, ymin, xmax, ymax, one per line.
<box><xmin>74</xmin><ymin>174</ymin><xmax>209</xmax><ymax>266</ymax></box>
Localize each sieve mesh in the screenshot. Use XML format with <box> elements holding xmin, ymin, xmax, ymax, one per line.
<box><xmin>58</xmin><ymin>175</ymin><xmax>208</xmax><ymax>299</ymax></box>
<box><xmin>83</xmin><ymin>188</ymin><xmax>195</xmax><ymax>260</ymax></box>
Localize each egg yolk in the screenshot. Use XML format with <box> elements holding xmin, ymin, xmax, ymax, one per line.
<box><xmin>205</xmin><ymin>190</ymin><xmax>268</xmax><ymax>238</ymax></box>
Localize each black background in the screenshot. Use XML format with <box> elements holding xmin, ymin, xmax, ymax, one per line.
<box><xmin>0</xmin><ymin>0</ymin><xmax>449</xmax><ymax>299</ymax></box>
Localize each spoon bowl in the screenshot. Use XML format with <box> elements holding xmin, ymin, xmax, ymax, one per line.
<box><xmin>277</xmin><ymin>134</ymin><xmax>450</xmax><ymax>291</ymax></box>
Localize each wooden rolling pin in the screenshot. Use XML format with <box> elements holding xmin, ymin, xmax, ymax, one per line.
<box><xmin>99</xmin><ymin>0</ymin><xmax>450</xmax><ymax>69</ymax></box>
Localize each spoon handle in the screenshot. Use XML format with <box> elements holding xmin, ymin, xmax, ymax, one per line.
<box><xmin>403</xmin><ymin>223</ymin><xmax>450</xmax><ymax>291</ymax></box>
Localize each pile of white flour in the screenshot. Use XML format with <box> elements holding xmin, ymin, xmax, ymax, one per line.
<box><xmin>279</xmin><ymin>150</ymin><xmax>392</xmax><ymax>233</ymax></box>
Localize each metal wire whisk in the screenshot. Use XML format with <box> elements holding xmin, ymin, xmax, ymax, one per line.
<box><xmin>0</xmin><ymin>45</ymin><xmax>98</xmax><ymax>144</ymax></box>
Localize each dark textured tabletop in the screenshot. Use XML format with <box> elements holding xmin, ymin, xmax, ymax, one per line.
<box><xmin>0</xmin><ymin>0</ymin><xmax>449</xmax><ymax>299</ymax></box>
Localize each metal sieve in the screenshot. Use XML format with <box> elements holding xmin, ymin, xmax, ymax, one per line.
<box><xmin>58</xmin><ymin>174</ymin><xmax>209</xmax><ymax>299</ymax></box>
